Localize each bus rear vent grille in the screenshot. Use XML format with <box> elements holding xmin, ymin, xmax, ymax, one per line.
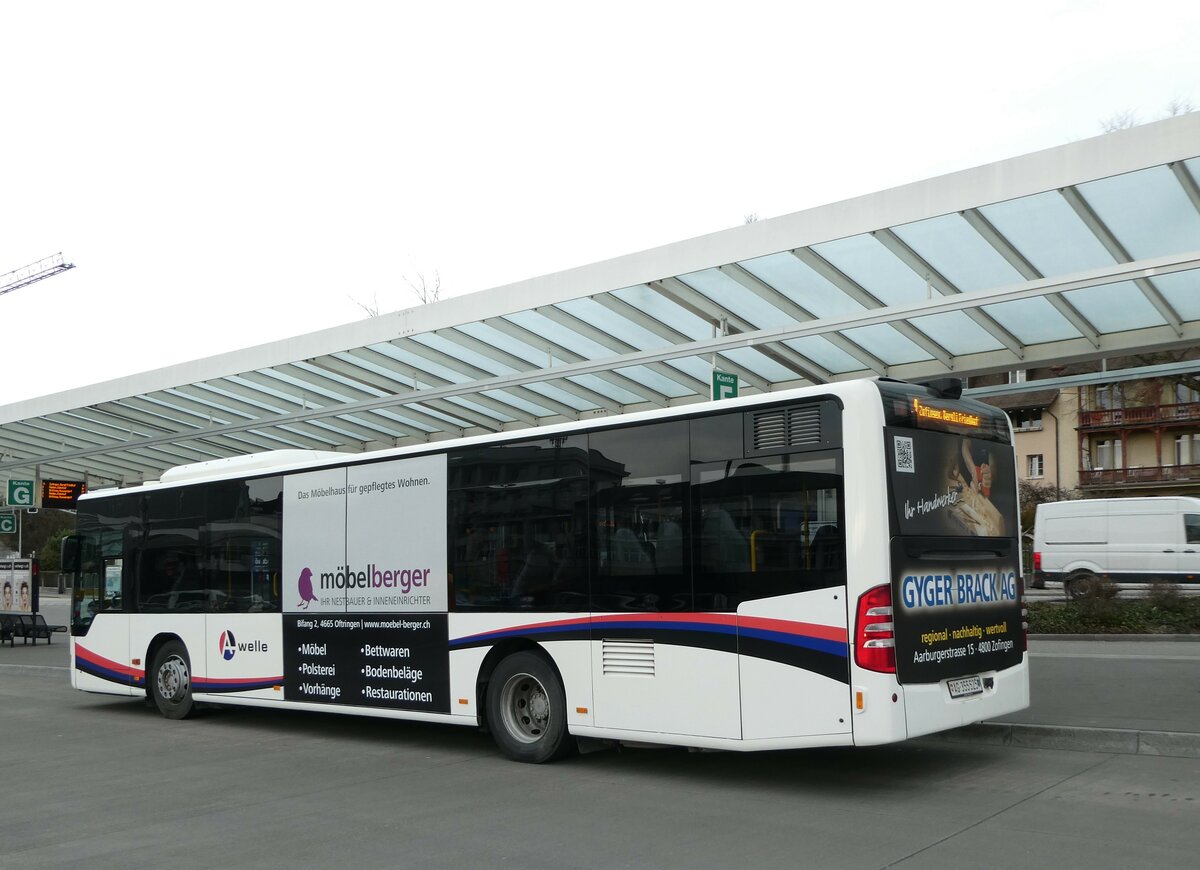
<box><xmin>601</xmin><ymin>639</ymin><xmax>655</xmax><ymax>677</ymax></box>
<box><xmin>752</xmin><ymin>405</ymin><xmax>822</xmax><ymax>451</ymax></box>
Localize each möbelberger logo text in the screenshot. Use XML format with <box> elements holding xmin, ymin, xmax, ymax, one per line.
<box><xmin>319</xmin><ymin>562</ymin><xmax>431</xmax><ymax>594</ymax></box>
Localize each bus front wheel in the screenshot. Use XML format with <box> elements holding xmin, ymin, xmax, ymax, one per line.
<box><xmin>486</xmin><ymin>651</ymin><xmax>573</xmax><ymax>763</ymax></box>
<box><xmin>150</xmin><ymin>640</ymin><xmax>195</xmax><ymax>720</ymax></box>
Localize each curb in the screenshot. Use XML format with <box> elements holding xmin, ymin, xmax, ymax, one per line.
<box><xmin>931</xmin><ymin>722</ymin><xmax>1200</xmax><ymax>758</ymax></box>
<box><xmin>1031</xmin><ymin>633</ymin><xmax>1200</xmax><ymax>642</ymax></box>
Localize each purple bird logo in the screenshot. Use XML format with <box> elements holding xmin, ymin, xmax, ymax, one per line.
<box><xmin>297</xmin><ymin>567</ymin><xmax>318</xmax><ymax>609</ymax></box>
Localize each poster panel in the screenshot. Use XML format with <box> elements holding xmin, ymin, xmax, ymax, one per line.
<box><xmin>282</xmin><ymin>467</ymin><xmax>348</xmax><ymax>613</ymax></box>
<box><xmin>345</xmin><ymin>454</ymin><xmax>447</xmax><ymax>613</ymax></box>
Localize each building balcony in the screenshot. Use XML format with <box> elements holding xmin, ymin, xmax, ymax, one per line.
<box><xmin>1079</xmin><ymin>402</ymin><xmax>1200</xmax><ymax>430</ymax></box>
<box><xmin>1079</xmin><ymin>463</ymin><xmax>1200</xmax><ymax>488</ymax></box>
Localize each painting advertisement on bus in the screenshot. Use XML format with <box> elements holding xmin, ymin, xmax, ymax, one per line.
<box><xmin>885</xmin><ymin>428</ymin><xmax>1024</xmax><ymax>683</ymax></box>
<box><xmin>279</xmin><ymin>454</ymin><xmax>451</xmax><ymax>712</ymax></box>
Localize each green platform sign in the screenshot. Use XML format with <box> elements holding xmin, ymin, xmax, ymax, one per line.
<box><xmin>0</xmin><ymin>515</ymin><xmax>15</xmax><ymax>534</ymax></box>
<box><xmin>6</xmin><ymin>480</ymin><xmax>35</xmax><ymax>508</ymax></box>
<box><xmin>712</xmin><ymin>370</ymin><xmax>738</xmax><ymax>401</ymax></box>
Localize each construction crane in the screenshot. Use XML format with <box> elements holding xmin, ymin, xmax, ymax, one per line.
<box><xmin>0</xmin><ymin>253</ymin><xmax>75</xmax><ymax>297</ymax></box>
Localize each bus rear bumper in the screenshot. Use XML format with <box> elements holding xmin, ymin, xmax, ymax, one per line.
<box><xmin>900</xmin><ymin>658</ymin><xmax>1030</xmax><ymax>740</ymax></box>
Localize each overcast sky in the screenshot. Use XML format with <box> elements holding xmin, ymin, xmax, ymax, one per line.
<box><xmin>3</xmin><ymin>1</ymin><xmax>1198</xmax><ymax>407</ymax></box>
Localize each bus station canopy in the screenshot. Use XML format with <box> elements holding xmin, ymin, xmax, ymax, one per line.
<box><xmin>3</xmin><ymin>113</ymin><xmax>1199</xmax><ymax>488</ymax></box>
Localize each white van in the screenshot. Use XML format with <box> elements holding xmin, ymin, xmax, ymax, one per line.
<box><xmin>1033</xmin><ymin>497</ymin><xmax>1200</xmax><ymax>596</ymax></box>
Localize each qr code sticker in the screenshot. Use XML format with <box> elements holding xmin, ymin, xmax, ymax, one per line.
<box><xmin>894</xmin><ymin>436</ymin><xmax>915</xmax><ymax>473</ymax></box>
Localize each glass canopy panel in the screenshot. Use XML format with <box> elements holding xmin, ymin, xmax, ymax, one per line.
<box><xmin>310</xmin><ymin>418</ymin><xmax>376</xmax><ymax>440</ymax></box>
<box><xmin>891</xmin><ymin>213</ymin><xmax>1025</xmax><ymax>292</ymax></box>
<box><xmin>979</xmin><ymin>191</ymin><xmax>1114</xmax><ymax>277</ymax></box>
<box><xmin>328</xmin><ymin>412</ymin><xmax>407</xmax><ymax>438</ymax></box>
<box><xmin>557</xmin><ymin>296</ymin><xmax>677</xmax><ymax>349</ymax></box>
<box><xmin>666</xmin><ymin>356</ymin><xmax>717</xmax><ymax>384</ymax></box>
<box><xmin>373</xmin><ymin>406</ymin><xmax>454</xmax><ymax>431</ymax></box>
<box><xmin>678</xmin><ymin>269</ymin><xmax>798</xmax><ymax>329</ymax></box>
<box><xmin>160</xmin><ymin>388</ymin><xmax>249</xmax><ymax>422</ymax></box>
<box><xmin>368</xmin><ymin>343</ymin><xmax>474</xmax><ymax>385</ymax></box>
<box><xmin>1076</xmin><ymin>166</ymin><xmax>1200</xmax><ymax>260</ymax></box>
<box><xmin>782</xmin><ymin>336</ymin><xmax>869</xmax><ymax>374</ymax></box>
<box><xmin>1153</xmin><ymin>270</ymin><xmax>1200</xmax><ymax>320</ymax></box>
<box><xmin>1060</xmin><ymin>281</ymin><xmax>1165</xmax><ymax>332</ymax></box>
<box><xmin>839</xmin><ymin>324</ymin><xmax>931</xmax><ymax>365</ymax></box>
<box><xmin>258</xmin><ymin>369</ymin><xmax>355</xmax><ymax>404</ymax></box>
<box><xmin>408</xmin><ymin>334</ymin><xmax>515</xmax><ymax>377</ymax></box>
<box><xmin>610</xmin><ymin>285</ymin><xmax>715</xmax><ymax>341</ymax></box>
<box><xmin>292</xmin><ymin>360</ymin><xmax>385</xmax><ymax>398</ymax></box>
<box><xmin>609</xmin><ymin>365</ymin><xmax>694</xmax><ymax>398</ymax></box>
<box><xmin>331</xmin><ymin>351</ymin><xmax>415</xmax><ymax>389</ymax></box>
<box><xmin>979</xmin><ymin>298</ymin><xmax>1078</xmax><ymax>343</ymax></box>
<box><xmin>810</xmin><ymin>234</ymin><xmax>928</xmax><ymax>305</ymax></box>
<box><xmin>738</xmin><ymin>253</ymin><xmax>865</xmax><ymax>318</ymax></box>
<box><xmin>522</xmin><ymin>381</ymin><xmax>597</xmax><ymax>412</ymax></box>
<box><xmin>481</xmin><ymin>389</ymin><xmax>555</xmax><ymax>418</ymax></box>
<box><xmin>503</xmin><ymin>310</ymin><xmax>620</xmax><ymax>360</ymax></box>
<box><xmin>377</xmin><ymin>405</ymin><xmax>462</xmax><ymax>430</ymax></box>
<box><xmin>564</xmin><ymin>374</ymin><xmax>645</xmax><ymax>405</ymax></box>
<box><xmin>443</xmin><ymin>394</ymin><xmax>517</xmax><ymax>425</ymax></box>
<box><xmin>456</xmin><ymin>322</ymin><xmax>547</xmax><ymax>367</ymax></box>
<box><xmin>194</xmin><ymin>381</ymin><xmax>284</xmax><ymax>413</ymax></box>
<box><xmin>720</xmin><ymin>347</ymin><xmax>798</xmax><ymax>382</ymax></box>
<box><xmin>223</xmin><ymin>375</ymin><xmax>306</xmax><ymax>407</ymax></box>
<box><xmin>907</xmin><ymin>312</ymin><xmax>1006</xmax><ymax>355</ymax></box>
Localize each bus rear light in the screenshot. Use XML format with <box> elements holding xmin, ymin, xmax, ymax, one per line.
<box><xmin>1032</xmin><ymin>551</ymin><xmax>1041</xmax><ymax>571</ymax></box>
<box><xmin>855</xmin><ymin>584</ymin><xmax>896</xmax><ymax>673</ymax></box>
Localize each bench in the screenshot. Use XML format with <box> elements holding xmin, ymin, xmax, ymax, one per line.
<box><xmin>0</xmin><ymin>614</ymin><xmax>67</xmax><ymax>646</ymax></box>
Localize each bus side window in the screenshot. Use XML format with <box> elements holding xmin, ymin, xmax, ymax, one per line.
<box><xmin>693</xmin><ymin>454</ymin><xmax>844</xmax><ymax>609</ymax></box>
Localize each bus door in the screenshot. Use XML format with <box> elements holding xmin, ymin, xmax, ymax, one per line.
<box><xmin>70</xmin><ymin>533</ymin><xmax>136</xmax><ymax>697</ymax></box>
<box><xmin>589</xmin><ymin>420</ymin><xmax>742</xmax><ymax>739</ymax></box>
<box><xmin>694</xmin><ymin>451</ymin><xmax>852</xmax><ymax>741</ymax></box>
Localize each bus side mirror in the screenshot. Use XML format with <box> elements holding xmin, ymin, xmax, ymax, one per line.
<box><xmin>61</xmin><ymin>536</ymin><xmax>82</xmax><ymax>573</ymax></box>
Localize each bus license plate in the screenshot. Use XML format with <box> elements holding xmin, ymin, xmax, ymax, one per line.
<box><xmin>947</xmin><ymin>676</ymin><xmax>984</xmax><ymax>698</ymax></box>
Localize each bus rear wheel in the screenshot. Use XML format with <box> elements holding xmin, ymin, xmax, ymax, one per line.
<box><xmin>150</xmin><ymin>640</ymin><xmax>195</xmax><ymax>720</ymax></box>
<box><xmin>486</xmin><ymin>651</ymin><xmax>573</xmax><ymax>763</ymax></box>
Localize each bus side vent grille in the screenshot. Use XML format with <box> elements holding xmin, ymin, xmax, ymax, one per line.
<box><xmin>752</xmin><ymin>404</ymin><xmax>822</xmax><ymax>451</ymax></box>
<box><xmin>601</xmin><ymin>639</ymin><xmax>655</xmax><ymax>677</ymax></box>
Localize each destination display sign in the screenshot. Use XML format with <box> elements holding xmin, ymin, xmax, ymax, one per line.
<box><xmin>42</xmin><ymin>480</ymin><xmax>87</xmax><ymax>509</ymax></box>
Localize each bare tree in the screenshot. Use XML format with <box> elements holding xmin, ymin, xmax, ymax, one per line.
<box><xmin>1100</xmin><ymin>109</ymin><xmax>1139</xmax><ymax>132</ymax></box>
<box><xmin>1166</xmin><ymin>97</ymin><xmax>1196</xmax><ymax>116</ymax></box>
<box><xmin>350</xmin><ymin>292</ymin><xmax>382</xmax><ymax>318</ymax></box>
<box><xmin>406</xmin><ymin>270</ymin><xmax>441</xmax><ymax>304</ymax></box>
<box><xmin>743</xmin><ymin>212</ymin><xmax>758</xmax><ymax>224</ymax></box>
<box><xmin>350</xmin><ymin>270</ymin><xmax>442</xmax><ymax>318</ymax></box>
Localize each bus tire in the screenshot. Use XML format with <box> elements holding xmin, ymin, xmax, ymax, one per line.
<box><xmin>1066</xmin><ymin>571</ymin><xmax>1099</xmax><ymax>600</ymax></box>
<box><xmin>486</xmin><ymin>651</ymin><xmax>573</xmax><ymax>763</ymax></box>
<box><xmin>150</xmin><ymin>640</ymin><xmax>195</xmax><ymax>720</ymax></box>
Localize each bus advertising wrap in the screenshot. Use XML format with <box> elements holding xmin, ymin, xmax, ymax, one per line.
<box><xmin>886</xmin><ymin>427</ymin><xmax>1015</xmax><ymax>539</ymax></box>
<box><xmin>280</xmin><ymin>454</ymin><xmax>450</xmax><ymax>712</ymax></box>
<box><xmin>283</xmin><ymin>454</ymin><xmax>448</xmax><ymax>614</ymax></box>
<box><xmin>885</xmin><ymin>428</ymin><xmax>1024</xmax><ymax>683</ymax></box>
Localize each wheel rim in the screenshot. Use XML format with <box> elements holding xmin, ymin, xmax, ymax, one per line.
<box><xmin>157</xmin><ymin>654</ymin><xmax>190</xmax><ymax>704</ymax></box>
<box><xmin>499</xmin><ymin>671</ymin><xmax>552</xmax><ymax>744</ymax></box>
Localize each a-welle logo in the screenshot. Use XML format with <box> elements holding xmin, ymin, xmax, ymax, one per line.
<box><xmin>217</xmin><ymin>629</ymin><xmax>269</xmax><ymax>660</ymax></box>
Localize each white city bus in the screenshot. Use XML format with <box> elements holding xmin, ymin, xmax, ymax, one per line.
<box><xmin>65</xmin><ymin>377</ymin><xmax>1029</xmax><ymax>762</ymax></box>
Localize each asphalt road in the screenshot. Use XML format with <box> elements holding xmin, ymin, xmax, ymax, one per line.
<box><xmin>2</xmin><ymin>614</ymin><xmax>1199</xmax><ymax>869</ymax></box>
